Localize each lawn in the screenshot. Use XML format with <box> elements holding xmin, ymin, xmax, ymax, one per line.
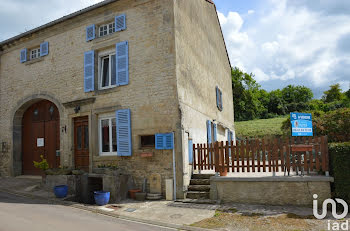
<box><xmin>235</xmin><ymin>116</ymin><xmax>288</xmax><ymax>139</ymax></box>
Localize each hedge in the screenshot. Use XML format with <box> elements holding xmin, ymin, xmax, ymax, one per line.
<box><xmin>329</xmin><ymin>142</ymin><xmax>350</xmax><ymax>203</ymax></box>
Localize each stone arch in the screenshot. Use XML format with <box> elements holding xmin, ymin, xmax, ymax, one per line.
<box><xmin>11</xmin><ymin>93</ymin><xmax>64</xmax><ymax>176</ymax></box>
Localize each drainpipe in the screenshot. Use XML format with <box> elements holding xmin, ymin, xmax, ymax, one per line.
<box><xmin>172</xmin><ymin>131</ymin><xmax>176</xmax><ymax>201</ymax></box>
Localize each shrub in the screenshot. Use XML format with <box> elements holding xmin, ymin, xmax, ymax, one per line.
<box><xmin>329</xmin><ymin>142</ymin><xmax>350</xmax><ymax>203</ymax></box>
<box><xmin>281</xmin><ymin>108</ymin><xmax>350</xmax><ymax>142</ymax></box>
<box><xmin>33</xmin><ymin>155</ymin><xmax>49</xmax><ymax>171</ymax></box>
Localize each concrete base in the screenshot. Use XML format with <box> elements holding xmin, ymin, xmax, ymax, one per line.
<box><xmin>45</xmin><ymin>175</ymin><xmax>78</xmax><ymax>195</ymax></box>
<box><xmin>210</xmin><ymin>176</ymin><xmax>334</xmax><ymax>207</ymax></box>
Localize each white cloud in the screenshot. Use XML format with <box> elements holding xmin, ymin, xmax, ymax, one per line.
<box><xmin>248</xmin><ymin>10</ymin><xmax>255</xmax><ymax>15</ymax></box>
<box><xmin>0</xmin><ymin>0</ymin><xmax>104</xmax><ymax>41</ymax></box>
<box><xmin>218</xmin><ymin>0</ymin><xmax>350</xmax><ymax>96</ymax></box>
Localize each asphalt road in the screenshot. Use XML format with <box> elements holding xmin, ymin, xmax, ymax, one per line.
<box><xmin>0</xmin><ymin>191</ymin><xmax>175</xmax><ymax>231</ymax></box>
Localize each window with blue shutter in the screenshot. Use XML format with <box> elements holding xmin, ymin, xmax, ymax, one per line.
<box><xmin>84</xmin><ymin>50</ymin><xmax>94</xmax><ymax>92</ymax></box>
<box><xmin>207</xmin><ymin>120</ymin><xmax>212</xmax><ymax>144</ymax></box>
<box><xmin>213</xmin><ymin>123</ymin><xmax>217</xmax><ymax>142</ymax></box>
<box><xmin>216</xmin><ymin>86</ymin><xmax>219</xmax><ymax>109</ymax></box>
<box><xmin>116</xmin><ymin>109</ymin><xmax>132</xmax><ymax>156</ymax></box>
<box><xmin>86</xmin><ymin>24</ymin><xmax>95</xmax><ymax>41</ymax></box>
<box><xmin>230</xmin><ymin>131</ymin><xmax>234</xmax><ymax>141</ymax></box>
<box><xmin>188</xmin><ymin>139</ymin><xmax>193</xmax><ymax>164</ymax></box>
<box><xmin>219</xmin><ymin>90</ymin><xmax>223</xmax><ymax>110</ymax></box>
<box><xmin>155</xmin><ymin>133</ymin><xmax>174</xmax><ymax>150</ymax></box>
<box><xmin>116</xmin><ymin>41</ymin><xmax>129</xmax><ymax>86</ymax></box>
<box><xmin>20</xmin><ymin>48</ymin><xmax>27</xmax><ymax>63</ymax></box>
<box><xmin>40</xmin><ymin>42</ymin><xmax>49</xmax><ymax>57</ymax></box>
<box><xmin>115</xmin><ymin>14</ymin><xmax>126</xmax><ymax>32</ymax></box>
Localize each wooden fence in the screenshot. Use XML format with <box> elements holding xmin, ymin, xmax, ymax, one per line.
<box><xmin>193</xmin><ymin>136</ymin><xmax>329</xmax><ymax>175</ymax></box>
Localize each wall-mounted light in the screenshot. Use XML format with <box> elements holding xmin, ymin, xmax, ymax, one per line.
<box><xmin>74</xmin><ymin>105</ymin><xmax>80</xmax><ymax>114</ymax></box>
<box><xmin>1</xmin><ymin>142</ymin><xmax>7</xmax><ymax>153</ymax></box>
<box><xmin>61</xmin><ymin>125</ymin><xmax>67</xmax><ymax>134</ymax></box>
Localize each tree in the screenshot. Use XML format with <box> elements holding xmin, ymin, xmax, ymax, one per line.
<box><xmin>231</xmin><ymin>67</ymin><xmax>262</xmax><ymax>121</ymax></box>
<box><xmin>281</xmin><ymin>85</ymin><xmax>313</xmax><ymax>104</ymax></box>
<box><xmin>322</xmin><ymin>84</ymin><xmax>344</xmax><ymax>103</ymax></box>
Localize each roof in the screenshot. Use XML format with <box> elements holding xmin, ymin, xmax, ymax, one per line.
<box><xmin>0</xmin><ymin>0</ymin><xmax>214</xmax><ymax>48</ymax></box>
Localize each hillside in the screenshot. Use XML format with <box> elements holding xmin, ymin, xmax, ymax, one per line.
<box><xmin>235</xmin><ymin>116</ymin><xmax>288</xmax><ymax>139</ymax></box>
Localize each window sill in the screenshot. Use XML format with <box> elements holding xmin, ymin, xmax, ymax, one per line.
<box><xmin>94</xmin><ymin>86</ymin><xmax>119</xmax><ymax>95</ymax></box>
<box><xmin>25</xmin><ymin>57</ymin><xmax>44</xmax><ymax>65</ymax></box>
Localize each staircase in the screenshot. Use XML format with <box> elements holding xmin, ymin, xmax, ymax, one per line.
<box><xmin>186</xmin><ymin>174</ymin><xmax>214</xmax><ymax>202</ymax></box>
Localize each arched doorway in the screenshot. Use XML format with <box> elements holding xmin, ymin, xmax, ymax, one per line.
<box><xmin>22</xmin><ymin>100</ymin><xmax>60</xmax><ymax>175</ymax></box>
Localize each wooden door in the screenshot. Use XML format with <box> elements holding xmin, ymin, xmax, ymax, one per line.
<box><xmin>74</xmin><ymin>116</ymin><xmax>89</xmax><ymax>171</ymax></box>
<box><xmin>22</xmin><ymin>100</ymin><xmax>60</xmax><ymax>175</ymax></box>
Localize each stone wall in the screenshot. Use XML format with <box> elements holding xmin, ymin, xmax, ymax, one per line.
<box><xmin>210</xmin><ymin>176</ymin><xmax>333</xmax><ymax>206</ymax></box>
<box><xmin>0</xmin><ymin>0</ymin><xmax>179</xmax><ymax>195</ymax></box>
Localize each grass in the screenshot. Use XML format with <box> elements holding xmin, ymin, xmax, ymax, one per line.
<box><xmin>235</xmin><ymin>116</ymin><xmax>288</xmax><ymax>138</ymax></box>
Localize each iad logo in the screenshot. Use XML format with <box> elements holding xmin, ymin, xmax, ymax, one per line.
<box><xmin>313</xmin><ymin>194</ymin><xmax>349</xmax><ymax>230</ymax></box>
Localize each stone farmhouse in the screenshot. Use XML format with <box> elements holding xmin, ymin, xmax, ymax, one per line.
<box><xmin>0</xmin><ymin>0</ymin><xmax>234</xmax><ymax>198</ymax></box>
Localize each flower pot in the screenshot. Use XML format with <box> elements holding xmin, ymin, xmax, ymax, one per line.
<box><xmin>94</xmin><ymin>191</ymin><xmax>110</xmax><ymax>206</ymax></box>
<box><xmin>219</xmin><ymin>169</ymin><xmax>228</xmax><ymax>176</ymax></box>
<box><xmin>135</xmin><ymin>192</ymin><xmax>147</xmax><ymax>201</ymax></box>
<box><xmin>129</xmin><ymin>189</ymin><xmax>141</xmax><ymax>199</ymax></box>
<box><xmin>54</xmin><ymin>185</ymin><xmax>68</xmax><ymax>198</ymax></box>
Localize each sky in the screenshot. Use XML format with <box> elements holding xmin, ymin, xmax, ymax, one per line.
<box><xmin>1</xmin><ymin>0</ymin><xmax>349</xmax><ymax>98</ymax></box>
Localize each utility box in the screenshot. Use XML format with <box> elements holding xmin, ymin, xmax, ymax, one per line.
<box><xmin>165</xmin><ymin>179</ymin><xmax>173</xmax><ymax>200</ymax></box>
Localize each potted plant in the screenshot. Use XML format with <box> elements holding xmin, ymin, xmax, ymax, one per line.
<box><xmin>33</xmin><ymin>155</ymin><xmax>49</xmax><ymax>183</ymax></box>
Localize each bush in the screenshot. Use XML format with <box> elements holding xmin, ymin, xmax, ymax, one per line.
<box><xmin>329</xmin><ymin>142</ymin><xmax>350</xmax><ymax>203</ymax></box>
<box><xmin>281</xmin><ymin>108</ymin><xmax>350</xmax><ymax>142</ymax></box>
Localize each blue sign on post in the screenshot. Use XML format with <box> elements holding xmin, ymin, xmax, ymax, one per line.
<box><xmin>290</xmin><ymin>112</ymin><xmax>313</xmax><ymax>137</ymax></box>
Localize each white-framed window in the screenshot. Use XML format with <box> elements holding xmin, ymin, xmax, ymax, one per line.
<box><xmin>30</xmin><ymin>48</ymin><xmax>40</xmax><ymax>60</ymax></box>
<box><xmin>99</xmin><ymin>114</ymin><xmax>117</xmax><ymax>156</ymax></box>
<box><xmin>99</xmin><ymin>50</ymin><xmax>116</xmax><ymax>89</ymax></box>
<box><xmin>99</xmin><ymin>22</ymin><xmax>115</xmax><ymax>37</ymax></box>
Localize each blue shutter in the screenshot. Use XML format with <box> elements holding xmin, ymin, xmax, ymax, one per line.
<box><xmin>155</xmin><ymin>133</ymin><xmax>173</xmax><ymax>150</ymax></box>
<box><xmin>40</xmin><ymin>42</ymin><xmax>49</xmax><ymax>57</ymax></box>
<box><xmin>207</xmin><ymin>120</ymin><xmax>212</xmax><ymax>144</ymax></box>
<box><xmin>219</xmin><ymin>89</ymin><xmax>223</xmax><ymax>110</ymax></box>
<box><xmin>20</xmin><ymin>48</ymin><xmax>27</xmax><ymax>63</ymax></box>
<box><xmin>164</xmin><ymin>133</ymin><xmax>174</xmax><ymax>150</ymax></box>
<box><xmin>115</xmin><ymin>14</ymin><xmax>126</xmax><ymax>32</ymax></box>
<box><xmin>228</xmin><ymin>130</ymin><xmax>231</xmax><ymax>142</ymax></box>
<box><xmin>216</xmin><ymin>86</ymin><xmax>219</xmax><ymax>109</ymax></box>
<box><xmin>86</xmin><ymin>24</ymin><xmax>95</xmax><ymax>41</ymax></box>
<box><xmin>155</xmin><ymin>134</ymin><xmax>164</xmax><ymax>150</ymax></box>
<box><xmin>213</xmin><ymin>124</ymin><xmax>217</xmax><ymax>142</ymax></box>
<box><xmin>116</xmin><ymin>41</ymin><xmax>129</xmax><ymax>86</ymax></box>
<box><xmin>84</xmin><ymin>50</ymin><xmax>94</xmax><ymax>92</ymax></box>
<box><xmin>116</xmin><ymin>109</ymin><xmax>132</xmax><ymax>156</ymax></box>
<box><xmin>188</xmin><ymin>139</ymin><xmax>193</xmax><ymax>164</ymax></box>
<box><xmin>230</xmin><ymin>131</ymin><xmax>234</xmax><ymax>141</ymax></box>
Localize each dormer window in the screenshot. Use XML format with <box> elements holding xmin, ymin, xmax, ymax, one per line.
<box><xmin>99</xmin><ymin>22</ymin><xmax>115</xmax><ymax>37</ymax></box>
<box><xmin>30</xmin><ymin>47</ymin><xmax>40</xmax><ymax>60</ymax></box>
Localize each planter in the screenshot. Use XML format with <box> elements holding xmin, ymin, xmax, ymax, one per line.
<box><xmin>54</xmin><ymin>185</ymin><xmax>68</xmax><ymax>198</ymax></box>
<box><xmin>135</xmin><ymin>192</ymin><xmax>147</xmax><ymax>201</ymax></box>
<box><xmin>94</xmin><ymin>191</ymin><xmax>110</xmax><ymax>206</ymax></box>
<box><xmin>129</xmin><ymin>189</ymin><xmax>141</xmax><ymax>199</ymax></box>
<box><xmin>219</xmin><ymin>165</ymin><xmax>228</xmax><ymax>176</ymax></box>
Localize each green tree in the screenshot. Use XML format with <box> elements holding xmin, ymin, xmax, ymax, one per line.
<box><xmin>268</xmin><ymin>89</ymin><xmax>286</xmax><ymax>115</ymax></box>
<box><xmin>322</xmin><ymin>84</ymin><xmax>344</xmax><ymax>103</ymax></box>
<box><xmin>281</xmin><ymin>85</ymin><xmax>313</xmax><ymax>104</ymax></box>
<box><xmin>231</xmin><ymin>67</ymin><xmax>262</xmax><ymax>121</ymax></box>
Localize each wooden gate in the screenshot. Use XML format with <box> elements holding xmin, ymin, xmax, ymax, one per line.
<box><xmin>193</xmin><ymin>136</ymin><xmax>329</xmax><ymax>175</ymax></box>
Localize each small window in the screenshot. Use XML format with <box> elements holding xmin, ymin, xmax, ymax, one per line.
<box><xmin>99</xmin><ymin>116</ymin><xmax>117</xmax><ymax>155</ymax></box>
<box><xmin>141</xmin><ymin>135</ymin><xmax>155</xmax><ymax>148</ymax></box>
<box><xmin>30</xmin><ymin>47</ymin><xmax>40</xmax><ymax>60</ymax></box>
<box><xmin>100</xmin><ymin>53</ymin><xmax>116</xmax><ymax>89</ymax></box>
<box><xmin>99</xmin><ymin>22</ymin><xmax>115</xmax><ymax>37</ymax></box>
<box><xmin>216</xmin><ymin>87</ymin><xmax>223</xmax><ymax>111</ymax></box>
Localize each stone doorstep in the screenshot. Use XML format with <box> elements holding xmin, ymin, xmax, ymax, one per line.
<box><xmin>0</xmin><ymin>188</ymin><xmax>212</xmax><ymax>231</ymax></box>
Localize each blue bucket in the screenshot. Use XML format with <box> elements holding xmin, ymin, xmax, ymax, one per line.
<box><xmin>54</xmin><ymin>185</ymin><xmax>68</xmax><ymax>198</ymax></box>
<box><xmin>94</xmin><ymin>191</ymin><xmax>110</xmax><ymax>206</ymax></box>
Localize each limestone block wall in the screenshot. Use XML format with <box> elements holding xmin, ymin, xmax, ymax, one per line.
<box><xmin>0</xmin><ymin>0</ymin><xmax>179</xmax><ymax>195</ymax></box>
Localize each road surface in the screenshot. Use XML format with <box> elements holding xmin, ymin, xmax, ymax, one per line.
<box><xmin>0</xmin><ymin>191</ymin><xmax>175</xmax><ymax>231</ymax></box>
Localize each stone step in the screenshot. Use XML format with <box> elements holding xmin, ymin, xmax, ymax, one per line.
<box><xmin>190</xmin><ymin>179</ymin><xmax>210</xmax><ymax>185</ymax></box>
<box><xmin>186</xmin><ymin>191</ymin><xmax>210</xmax><ymax>199</ymax></box>
<box><xmin>188</xmin><ymin>185</ymin><xmax>210</xmax><ymax>192</ymax></box>
<box><xmin>192</xmin><ymin>174</ymin><xmax>215</xmax><ymax>179</ymax></box>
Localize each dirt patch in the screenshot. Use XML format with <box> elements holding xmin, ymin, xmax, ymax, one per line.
<box><xmin>191</xmin><ymin>211</ymin><xmax>327</xmax><ymax>231</ymax></box>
